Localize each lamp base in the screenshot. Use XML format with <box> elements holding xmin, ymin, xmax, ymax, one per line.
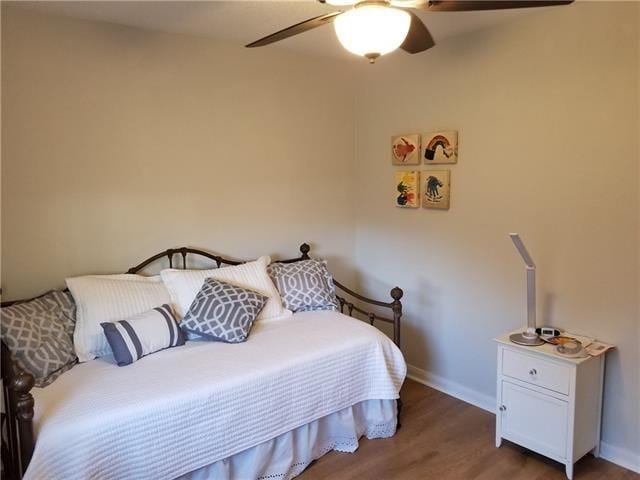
<box><xmin>510</xmin><ymin>332</ymin><xmax>545</xmax><ymax>346</ymax></box>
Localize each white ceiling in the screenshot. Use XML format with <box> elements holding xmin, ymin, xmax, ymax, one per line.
<box><xmin>13</xmin><ymin>1</ymin><xmax>545</xmax><ymax>60</ymax></box>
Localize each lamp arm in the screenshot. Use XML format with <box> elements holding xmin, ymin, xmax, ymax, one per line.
<box><xmin>526</xmin><ymin>266</ymin><xmax>536</xmax><ymax>331</ymax></box>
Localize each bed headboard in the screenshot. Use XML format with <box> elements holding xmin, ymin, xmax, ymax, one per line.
<box><xmin>0</xmin><ymin>242</ymin><xmax>403</xmax><ymax>479</ymax></box>
<box><xmin>124</xmin><ymin>243</ymin><xmax>403</xmax><ymax>346</ymax></box>
<box><xmin>126</xmin><ymin>243</ymin><xmax>312</xmax><ymax>273</ymax></box>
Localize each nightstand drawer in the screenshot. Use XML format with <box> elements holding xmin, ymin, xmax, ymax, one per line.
<box><xmin>502</xmin><ymin>348</ymin><xmax>571</xmax><ymax>395</ymax></box>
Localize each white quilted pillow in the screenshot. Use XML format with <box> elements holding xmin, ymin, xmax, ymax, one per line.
<box><xmin>160</xmin><ymin>255</ymin><xmax>290</xmax><ymax>322</ymax></box>
<box><xmin>66</xmin><ymin>274</ymin><xmax>172</xmax><ymax>362</ymax></box>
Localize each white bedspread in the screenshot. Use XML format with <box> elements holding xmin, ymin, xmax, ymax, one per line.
<box><xmin>26</xmin><ymin>311</ymin><xmax>406</xmax><ymax>480</ymax></box>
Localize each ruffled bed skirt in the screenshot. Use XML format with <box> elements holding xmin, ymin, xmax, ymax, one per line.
<box><xmin>178</xmin><ymin>399</ymin><xmax>397</xmax><ymax>480</ymax></box>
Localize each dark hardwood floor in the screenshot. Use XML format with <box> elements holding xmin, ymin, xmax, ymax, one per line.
<box><xmin>302</xmin><ymin>380</ymin><xmax>638</xmax><ymax>480</ymax></box>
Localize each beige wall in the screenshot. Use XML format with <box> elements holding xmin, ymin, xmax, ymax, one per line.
<box><xmin>1</xmin><ymin>6</ymin><xmax>356</xmax><ymax>298</ymax></box>
<box><xmin>352</xmin><ymin>1</ymin><xmax>639</xmax><ymax>465</ymax></box>
<box><xmin>2</xmin><ymin>0</ymin><xmax>639</xmax><ymax>470</ymax></box>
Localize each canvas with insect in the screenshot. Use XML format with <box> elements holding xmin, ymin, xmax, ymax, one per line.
<box><xmin>391</xmin><ymin>134</ymin><xmax>421</xmax><ymax>165</ymax></box>
<box><xmin>422</xmin><ymin>170</ymin><xmax>451</xmax><ymax>210</ymax></box>
<box><xmin>422</xmin><ymin>131</ymin><xmax>458</xmax><ymax>164</ymax></box>
<box><xmin>395</xmin><ymin>171</ymin><xmax>420</xmax><ymax>208</ymax></box>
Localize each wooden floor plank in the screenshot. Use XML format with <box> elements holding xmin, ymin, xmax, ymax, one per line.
<box><xmin>301</xmin><ymin>380</ymin><xmax>638</xmax><ymax>480</ymax></box>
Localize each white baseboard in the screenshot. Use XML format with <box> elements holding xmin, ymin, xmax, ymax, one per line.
<box><xmin>406</xmin><ymin>363</ymin><xmax>639</xmax><ymax>474</ymax></box>
<box><xmin>599</xmin><ymin>442</ymin><xmax>640</xmax><ymax>474</ymax></box>
<box><xmin>406</xmin><ymin>364</ymin><xmax>495</xmax><ymax>413</ymax></box>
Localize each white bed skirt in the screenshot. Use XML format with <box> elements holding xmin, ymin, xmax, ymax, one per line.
<box><xmin>178</xmin><ymin>399</ymin><xmax>397</xmax><ymax>480</ymax></box>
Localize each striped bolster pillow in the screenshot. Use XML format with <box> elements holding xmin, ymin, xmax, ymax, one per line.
<box><xmin>101</xmin><ymin>304</ymin><xmax>185</xmax><ymax>366</ymax></box>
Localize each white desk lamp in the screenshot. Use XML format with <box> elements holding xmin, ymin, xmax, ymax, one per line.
<box><xmin>509</xmin><ymin>233</ymin><xmax>544</xmax><ymax>346</ymax></box>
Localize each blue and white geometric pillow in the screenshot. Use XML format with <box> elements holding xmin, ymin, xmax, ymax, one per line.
<box><xmin>267</xmin><ymin>259</ymin><xmax>339</xmax><ymax>313</ymax></box>
<box><xmin>101</xmin><ymin>304</ymin><xmax>185</xmax><ymax>366</ymax></box>
<box><xmin>1</xmin><ymin>290</ymin><xmax>77</xmax><ymax>386</ymax></box>
<box><xmin>181</xmin><ymin>278</ymin><xmax>268</xmax><ymax>343</ymax></box>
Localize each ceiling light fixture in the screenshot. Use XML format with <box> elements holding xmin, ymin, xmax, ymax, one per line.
<box><xmin>247</xmin><ymin>0</ymin><xmax>574</xmax><ymax>62</ymax></box>
<box><xmin>333</xmin><ymin>2</ymin><xmax>411</xmax><ymax>63</ymax></box>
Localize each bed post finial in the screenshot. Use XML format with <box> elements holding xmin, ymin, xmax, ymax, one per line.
<box><xmin>390</xmin><ymin>287</ymin><xmax>403</xmax><ymax>301</ymax></box>
<box><xmin>390</xmin><ymin>287</ymin><xmax>403</xmax><ymax>348</ymax></box>
<box><xmin>299</xmin><ymin>243</ymin><xmax>311</xmax><ymax>260</ymax></box>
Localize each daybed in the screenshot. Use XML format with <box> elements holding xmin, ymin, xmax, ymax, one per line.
<box><xmin>1</xmin><ymin>243</ymin><xmax>406</xmax><ymax>480</ymax></box>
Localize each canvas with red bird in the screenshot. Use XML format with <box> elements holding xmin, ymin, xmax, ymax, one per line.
<box><xmin>391</xmin><ymin>134</ymin><xmax>420</xmax><ymax>165</ymax></box>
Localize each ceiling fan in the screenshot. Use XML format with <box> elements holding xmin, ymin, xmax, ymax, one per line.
<box><xmin>246</xmin><ymin>0</ymin><xmax>574</xmax><ymax>63</ymax></box>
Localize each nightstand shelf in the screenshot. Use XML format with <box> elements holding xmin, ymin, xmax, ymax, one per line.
<box><xmin>495</xmin><ymin>330</ymin><xmax>606</xmax><ymax>480</ymax></box>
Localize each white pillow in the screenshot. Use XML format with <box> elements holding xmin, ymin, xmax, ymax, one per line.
<box><xmin>160</xmin><ymin>255</ymin><xmax>290</xmax><ymax>322</ymax></box>
<box><xmin>66</xmin><ymin>274</ymin><xmax>172</xmax><ymax>362</ymax></box>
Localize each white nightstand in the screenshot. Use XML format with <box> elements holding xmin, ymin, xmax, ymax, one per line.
<box><xmin>495</xmin><ymin>330</ymin><xmax>606</xmax><ymax>479</ymax></box>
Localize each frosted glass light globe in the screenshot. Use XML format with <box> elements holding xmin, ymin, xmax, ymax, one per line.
<box><xmin>334</xmin><ymin>5</ymin><xmax>411</xmax><ymax>61</ymax></box>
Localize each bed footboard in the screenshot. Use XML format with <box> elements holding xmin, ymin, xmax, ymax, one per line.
<box><xmin>284</xmin><ymin>245</ymin><xmax>405</xmax><ymax>426</ymax></box>
<box><xmin>332</xmin><ymin>280</ymin><xmax>404</xmax><ymax>427</ymax></box>
<box><xmin>281</xmin><ymin>244</ymin><xmax>403</xmax><ymax>348</ymax></box>
<box><xmin>334</xmin><ymin>281</ymin><xmax>403</xmax><ymax>348</ymax></box>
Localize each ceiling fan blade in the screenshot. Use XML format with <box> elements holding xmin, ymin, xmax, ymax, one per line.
<box><xmin>400</xmin><ymin>11</ymin><xmax>436</xmax><ymax>54</ymax></box>
<box><xmin>246</xmin><ymin>12</ymin><xmax>342</xmax><ymax>48</ymax></box>
<box><xmin>422</xmin><ymin>0</ymin><xmax>573</xmax><ymax>12</ymax></box>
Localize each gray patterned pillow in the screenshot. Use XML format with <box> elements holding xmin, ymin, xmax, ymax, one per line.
<box><xmin>267</xmin><ymin>259</ymin><xmax>339</xmax><ymax>313</ymax></box>
<box><xmin>1</xmin><ymin>290</ymin><xmax>77</xmax><ymax>387</ymax></box>
<box><xmin>181</xmin><ymin>278</ymin><xmax>267</xmax><ymax>343</ymax></box>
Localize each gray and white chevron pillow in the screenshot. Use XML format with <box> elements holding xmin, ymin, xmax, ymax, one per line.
<box><xmin>267</xmin><ymin>259</ymin><xmax>339</xmax><ymax>313</ymax></box>
<box><xmin>181</xmin><ymin>278</ymin><xmax>268</xmax><ymax>343</ymax></box>
<box><xmin>1</xmin><ymin>290</ymin><xmax>77</xmax><ymax>387</ymax></box>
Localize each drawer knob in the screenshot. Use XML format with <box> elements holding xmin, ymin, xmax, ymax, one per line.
<box><xmin>499</xmin><ymin>405</ymin><xmax>506</xmax><ymax>412</ymax></box>
<box><xmin>529</xmin><ymin>368</ymin><xmax>537</xmax><ymax>376</ymax></box>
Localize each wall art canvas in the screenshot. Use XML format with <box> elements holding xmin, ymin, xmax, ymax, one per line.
<box><xmin>422</xmin><ymin>131</ymin><xmax>458</xmax><ymax>164</ymax></box>
<box><xmin>422</xmin><ymin>170</ymin><xmax>451</xmax><ymax>210</ymax></box>
<box><xmin>395</xmin><ymin>171</ymin><xmax>420</xmax><ymax>208</ymax></box>
<box><xmin>391</xmin><ymin>134</ymin><xmax>420</xmax><ymax>165</ymax></box>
